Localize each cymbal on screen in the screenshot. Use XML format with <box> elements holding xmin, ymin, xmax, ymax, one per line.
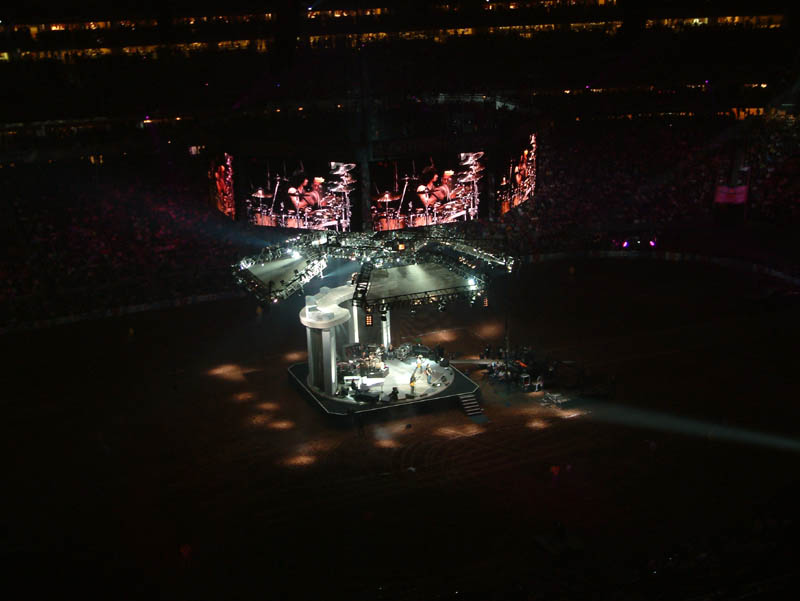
<box><xmin>330</xmin><ymin>162</ymin><xmax>356</xmax><ymax>175</ymax></box>
<box><xmin>449</xmin><ymin>185</ymin><xmax>467</xmax><ymax>198</ymax></box>
<box><xmin>459</xmin><ymin>151</ymin><xmax>484</xmax><ymax>165</ymax></box>
<box><xmin>374</xmin><ymin>191</ymin><xmax>401</xmax><ymax>202</ymax></box>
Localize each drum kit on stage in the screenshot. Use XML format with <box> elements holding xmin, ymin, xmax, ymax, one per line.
<box><xmin>248</xmin><ymin>162</ymin><xmax>356</xmax><ymax>231</ymax></box>
<box><xmin>372</xmin><ymin>152</ymin><xmax>485</xmax><ymax>232</ymax></box>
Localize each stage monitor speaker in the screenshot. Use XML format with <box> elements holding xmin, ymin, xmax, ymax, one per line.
<box><xmin>439</xmin><ymin>357</ymin><xmax>450</xmax><ymax>367</ymax></box>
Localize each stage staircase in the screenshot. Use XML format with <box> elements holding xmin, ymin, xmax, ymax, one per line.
<box><xmin>459</xmin><ymin>392</ymin><xmax>488</xmax><ymax>423</ymax></box>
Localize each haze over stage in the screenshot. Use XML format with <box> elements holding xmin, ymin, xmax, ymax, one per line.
<box><xmin>247</xmin><ymin>256</ymin><xmax>308</xmax><ymax>288</ymax></box>
<box><xmin>366</xmin><ymin>263</ymin><xmax>472</xmax><ymax>303</ymax></box>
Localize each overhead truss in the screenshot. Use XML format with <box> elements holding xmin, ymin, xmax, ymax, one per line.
<box><xmin>232</xmin><ymin>224</ymin><xmax>514</xmax><ymax>306</ymax></box>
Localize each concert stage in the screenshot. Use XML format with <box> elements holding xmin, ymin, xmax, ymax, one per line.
<box><xmin>366</xmin><ymin>263</ymin><xmax>472</xmax><ymax>302</ymax></box>
<box><xmin>288</xmin><ymin>357</ymin><xmax>480</xmax><ymax>420</ymax></box>
<box><xmin>233</xmin><ymin>225</ymin><xmax>512</xmax><ymax>422</ymax></box>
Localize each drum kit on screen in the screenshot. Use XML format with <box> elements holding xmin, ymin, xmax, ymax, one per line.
<box><xmin>372</xmin><ymin>152</ymin><xmax>485</xmax><ymax>232</ymax></box>
<box><xmin>248</xmin><ymin>162</ymin><xmax>355</xmax><ymax>231</ymax></box>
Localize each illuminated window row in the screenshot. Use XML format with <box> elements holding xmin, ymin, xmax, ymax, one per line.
<box><xmin>15</xmin><ymin>40</ymin><xmax>269</xmax><ymax>61</ymax></box>
<box><xmin>308</xmin><ymin>28</ymin><xmax>475</xmax><ymax>49</ymax></box>
<box><xmin>3</xmin><ymin>14</ymin><xmax>274</xmax><ymax>37</ymax></box>
<box><xmin>307</xmin><ymin>8</ymin><xmax>386</xmax><ymax>19</ymax></box>
<box><xmin>309</xmin><ymin>21</ymin><xmax>624</xmax><ymax>49</ymax></box>
<box><xmin>493</xmin><ymin>20</ymin><xmax>622</xmax><ymax>35</ymax></box>
<box><xmin>532</xmin><ymin>82</ymin><xmax>769</xmax><ymax>96</ymax></box>
<box><xmin>19</xmin><ymin>47</ymin><xmax>113</xmax><ymax>60</ymax></box>
<box><xmin>485</xmin><ymin>0</ymin><xmax>617</xmax><ymax>10</ymax></box>
<box><xmin>173</xmin><ymin>14</ymin><xmax>274</xmax><ymax>26</ymax></box>
<box><xmin>44</xmin><ymin>21</ymin><xmax>112</xmax><ymax>31</ymax></box>
<box><xmin>595</xmin><ymin>108</ymin><xmax>769</xmax><ymax>121</ymax></box>
<box><xmin>732</xmin><ymin>107</ymin><xmax>765</xmax><ymax>120</ymax></box>
<box><xmin>646</xmin><ymin>15</ymin><xmax>783</xmax><ymax>29</ymax></box>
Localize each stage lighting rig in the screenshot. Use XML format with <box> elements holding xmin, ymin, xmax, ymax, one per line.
<box><xmin>232</xmin><ymin>222</ymin><xmax>513</xmax><ymax>310</ymax></box>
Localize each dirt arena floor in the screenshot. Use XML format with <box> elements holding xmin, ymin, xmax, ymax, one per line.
<box><xmin>3</xmin><ymin>258</ymin><xmax>799</xmax><ymax>599</ymax></box>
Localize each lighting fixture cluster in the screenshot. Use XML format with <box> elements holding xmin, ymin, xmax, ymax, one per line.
<box><xmin>232</xmin><ymin>224</ymin><xmax>513</xmax><ymax>309</ymax></box>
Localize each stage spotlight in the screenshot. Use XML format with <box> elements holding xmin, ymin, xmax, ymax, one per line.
<box><xmin>438</xmin><ymin>303</ymin><xmax>446</xmax><ymax>312</ymax></box>
<box><xmin>483</xmin><ymin>296</ymin><xmax>489</xmax><ymax>308</ymax></box>
<box><xmin>365</xmin><ymin>313</ymin><xmax>374</xmax><ymax>327</ymax></box>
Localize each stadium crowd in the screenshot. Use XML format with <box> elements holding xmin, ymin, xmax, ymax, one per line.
<box><xmin>1</xmin><ymin>114</ymin><xmax>797</xmax><ymax>329</ymax></box>
<box><xmin>475</xmin><ymin>115</ymin><xmax>798</xmax><ymax>257</ymax></box>
<box><xmin>0</xmin><ymin>159</ymin><xmax>266</xmax><ymax>326</ymax></box>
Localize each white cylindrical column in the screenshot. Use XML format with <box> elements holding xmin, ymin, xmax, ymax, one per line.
<box><xmin>306</xmin><ymin>327</ymin><xmax>317</xmax><ymax>385</ymax></box>
<box><xmin>381</xmin><ymin>307</ymin><xmax>391</xmax><ymax>348</ymax></box>
<box><xmin>352</xmin><ymin>303</ymin><xmax>360</xmax><ymax>344</ymax></box>
<box><xmin>321</xmin><ymin>328</ymin><xmax>337</xmax><ymax>395</ymax></box>
<box><xmin>299</xmin><ymin>284</ymin><xmax>354</xmax><ymax>396</ymax></box>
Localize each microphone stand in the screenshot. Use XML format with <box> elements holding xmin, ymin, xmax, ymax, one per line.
<box><xmin>398</xmin><ymin>179</ymin><xmax>411</xmax><ymax>221</ymax></box>
<box><xmin>269</xmin><ymin>178</ymin><xmax>282</xmax><ymax>216</ymax></box>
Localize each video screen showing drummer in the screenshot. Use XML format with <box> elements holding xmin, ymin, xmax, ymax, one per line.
<box><xmin>498</xmin><ymin>134</ymin><xmax>536</xmax><ymax>216</ymax></box>
<box><xmin>368</xmin><ymin>155</ymin><xmax>483</xmax><ymax>231</ymax></box>
<box><xmin>241</xmin><ymin>158</ymin><xmax>354</xmax><ymax>232</ymax></box>
<box><xmin>271</xmin><ymin>163</ymin><xmax>353</xmax><ymax>231</ymax></box>
<box><xmin>413</xmin><ymin>165</ymin><xmax>450</xmax><ymax>226</ymax></box>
